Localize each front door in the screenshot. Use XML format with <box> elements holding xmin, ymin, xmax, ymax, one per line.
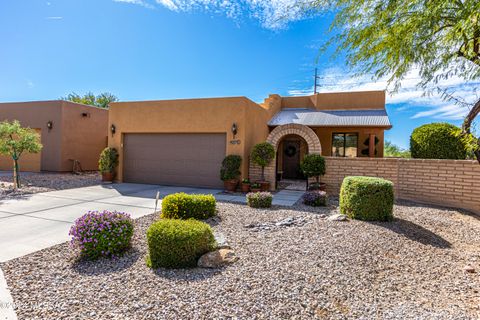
<box><xmin>282</xmin><ymin>140</ymin><xmax>301</xmax><ymax>179</ymax></box>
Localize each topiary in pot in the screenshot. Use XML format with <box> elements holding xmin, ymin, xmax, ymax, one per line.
<box><xmin>300</xmin><ymin>154</ymin><xmax>326</xmax><ymax>190</ymax></box>
<box><xmin>98</xmin><ymin>147</ymin><xmax>119</xmax><ymax>182</ymax></box>
<box><xmin>339</xmin><ymin>176</ymin><xmax>394</xmax><ymax>221</ymax></box>
<box><xmin>220</xmin><ymin>155</ymin><xmax>242</xmax><ymax>192</ymax></box>
<box><xmin>410</xmin><ymin>123</ymin><xmax>467</xmax><ymax>159</ymax></box>
<box><xmin>146</xmin><ymin>219</ymin><xmax>216</xmax><ymax>269</ymax></box>
<box><xmin>250</xmin><ymin>142</ymin><xmax>275</xmax><ymax>191</ymax></box>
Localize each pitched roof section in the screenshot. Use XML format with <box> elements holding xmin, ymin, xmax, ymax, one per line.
<box><xmin>268</xmin><ymin>108</ymin><xmax>391</xmax><ymax>127</ymax></box>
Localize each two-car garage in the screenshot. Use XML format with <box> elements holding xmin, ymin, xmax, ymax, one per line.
<box><xmin>122</xmin><ymin>133</ymin><xmax>226</xmax><ymax>188</ymax></box>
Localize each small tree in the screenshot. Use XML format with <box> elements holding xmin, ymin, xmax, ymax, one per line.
<box><xmin>0</xmin><ymin>120</ymin><xmax>42</xmax><ymax>188</ymax></box>
<box><xmin>300</xmin><ymin>154</ymin><xmax>326</xmax><ymax>183</ymax></box>
<box><xmin>250</xmin><ymin>142</ymin><xmax>275</xmax><ymax>181</ymax></box>
<box><xmin>62</xmin><ymin>92</ymin><xmax>118</xmax><ymax>109</ymax></box>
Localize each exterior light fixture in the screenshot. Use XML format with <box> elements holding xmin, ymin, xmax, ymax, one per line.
<box><xmin>47</xmin><ymin>121</ymin><xmax>53</xmax><ymax>130</ymax></box>
<box><xmin>110</xmin><ymin>124</ymin><xmax>116</xmax><ymax>136</ymax></box>
<box><xmin>231</xmin><ymin>123</ymin><xmax>238</xmax><ymax>137</ymax></box>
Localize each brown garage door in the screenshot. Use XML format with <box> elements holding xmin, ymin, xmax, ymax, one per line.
<box><xmin>123</xmin><ymin>133</ymin><xmax>226</xmax><ymax>188</ymax></box>
<box><xmin>0</xmin><ymin>128</ymin><xmax>41</xmax><ymax>172</ymax></box>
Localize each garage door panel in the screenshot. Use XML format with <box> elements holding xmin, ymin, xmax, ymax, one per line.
<box><xmin>123</xmin><ymin>133</ymin><xmax>226</xmax><ymax>188</ymax></box>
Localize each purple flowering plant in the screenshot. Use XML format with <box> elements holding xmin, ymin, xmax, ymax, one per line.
<box><xmin>69</xmin><ymin>210</ymin><xmax>134</xmax><ymax>260</ymax></box>
<box><xmin>302</xmin><ymin>191</ymin><xmax>328</xmax><ymax>207</ymax></box>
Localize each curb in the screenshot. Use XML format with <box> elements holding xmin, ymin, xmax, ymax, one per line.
<box><xmin>0</xmin><ymin>267</ymin><xmax>17</xmax><ymax>320</ymax></box>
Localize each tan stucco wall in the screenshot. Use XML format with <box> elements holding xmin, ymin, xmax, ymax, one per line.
<box><xmin>109</xmin><ymin>97</ymin><xmax>271</xmax><ymax>182</ymax></box>
<box><xmin>281</xmin><ymin>90</ymin><xmax>386</xmax><ymax>110</ymax></box>
<box><xmin>60</xmin><ymin>101</ymin><xmax>108</xmax><ymax>171</ymax></box>
<box><xmin>0</xmin><ymin>101</ymin><xmax>63</xmax><ymax>171</ymax></box>
<box><xmin>0</xmin><ymin>100</ymin><xmax>108</xmax><ymax>172</ymax></box>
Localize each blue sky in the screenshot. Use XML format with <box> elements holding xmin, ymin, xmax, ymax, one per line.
<box><xmin>0</xmin><ymin>0</ymin><xmax>476</xmax><ymax>149</ymax></box>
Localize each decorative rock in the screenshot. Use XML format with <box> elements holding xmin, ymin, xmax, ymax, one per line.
<box><xmin>214</xmin><ymin>232</ymin><xmax>230</xmax><ymax>249</ymax></box>
<box><xmin>245</xmin><ymin>216</ymin><xmax>310</xmax><ymax>231</ymax></box>
<box><xmin>327</xmin><ymin>214</ymin><xmax>348</xmax><ymax>221</ymax></box>
<box><xmin>464</xmin><ymin>265</ymin><xmax>475</xmax><ymax>273</ymax></box>
<box><xmin>198</xmin><ymin>249</ymin><xmax>238</xmax><ymax>268</ymax></box>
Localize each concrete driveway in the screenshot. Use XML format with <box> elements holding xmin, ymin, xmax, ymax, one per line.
<box><xmin>0</xmin><ymin>183</ymin><xmax>303</xmax><ymax>262</ymax></box>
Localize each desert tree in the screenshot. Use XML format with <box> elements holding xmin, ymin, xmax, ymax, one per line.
<box><xmin>0</xmin><ymin>120</ymin><xmax>43</xmax><ymax>188</ymax></box>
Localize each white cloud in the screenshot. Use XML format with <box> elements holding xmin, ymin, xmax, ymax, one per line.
<box><xmin>287</xmin><ymin>67</ymin><xmax>480</xmax><ymax>120</ymax></box>
<box><xmin>113</xmin><ymin>0</ymin><xmax>155</xmax><ymax>9</ymax></box>
<box><xmin>27</xmin><ymin>80</ymin><xmax>34</xmax><ymax>89</ymax></box>
<box><xmin>46</xmin><ymin>16</ymin><xmax>63</xmax><ymax>20</ymax></box>
<box><xmin>112</xmin><ymin>0</ymin><xmax>310</xmax><ymax>28</ymax></box>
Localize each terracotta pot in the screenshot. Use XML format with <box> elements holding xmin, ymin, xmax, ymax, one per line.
<box><xmin>101</xmin><ymin>172</ymin><xmax>114</xmax><ymax>182</ymax></box>
<box><xmin>241</xmin><ymin>183</ymin><xmax>251</xmax><ymax>193</ymax></box>
<box><xmin>224</xmin><ymin>179</ymin><xmax>238</xmax><ymax>192</ymax></box>
<box><xmin>259</xmin><ymin>181</ymin><xmax>270</xmax><ymax>191</ymax></box>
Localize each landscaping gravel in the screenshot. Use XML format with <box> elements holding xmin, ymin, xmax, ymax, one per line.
<box><xmin>2</xmin><ymin>200</ymin><xmax>480</xmax><ymax>319</ymax></box>
<box><xmin>0</xmin><ymin>172</ymin><xmax>101</xmax><ymax>199</ymax></box>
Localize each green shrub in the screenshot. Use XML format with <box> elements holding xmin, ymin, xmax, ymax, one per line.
<box><xmin>220</xmin><ymin>155</ymin><xmax>242</xmax><ymax>181</ymax></box>
<box><xmin>300</xmin><ymin>154</ymin><xmax>326</xmax><ymax>183</ymax></box>
<box><xmin>161</xmin><ymin>193</ymin><xmax>216</xmax><ymax>220</ymax></box>
<box><xmin>250</xmin><ymin>142</ymin><xmax>275</xmax><ymax>181</ymax></box>
<box><xmin>246</xmin><ymin>192</ymin><xmax>273</xmax><ymax>208</ymax></box>
<box><xmin>98</xmin><ymin>147</ymin><xmax>119</xmax><ymax>173</ymax></box>
<box><xmin>410</xmin><ymin>123</ymin><xmax>467</xmax><ymax>159</ymax></box>
<box><xmin>339</xmin><ymin>176</ymin><xmax>394</xmax><ymax>221</ymax></box>
<box><xmin>146</xmin><ymin>219</ymin><xmax>216</xmax><ymax>269</ymax></box>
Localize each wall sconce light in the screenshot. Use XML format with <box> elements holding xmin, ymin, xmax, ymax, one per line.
<box><xmin>110</xmin><ymin>124</ymin><xmax>116</xmax><ymax>136</ymax></box>
<box><xmin>47</xmin><ymin>121</ymin><xmax>53</xmax><ymax>130</ymax></box>
<box><xmin>231</xmin><ymin>123</ymin><xmax>238</xmax><ymax>137</ymax></box>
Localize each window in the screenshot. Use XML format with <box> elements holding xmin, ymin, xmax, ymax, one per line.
<box><xmin>332</xmin><ymin>133</ymin><xmax>358</xmax><ymax>157</ymax></box>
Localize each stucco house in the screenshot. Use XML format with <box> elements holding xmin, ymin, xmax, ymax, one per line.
<box><xmin>0</xmin><ymin>100</ymin><xmax>108</xmax><ymax>172</ymax></box>
<box><xmin>108</xmin><ymin>90</ymin><xmax>391</xmax><ymax>189</ymax></box>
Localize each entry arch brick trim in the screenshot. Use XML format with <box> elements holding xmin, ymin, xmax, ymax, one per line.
<box><xmin>249</xmin><ymin>124</ymin><xmax>322</xmax><ymax>190</ymax></box>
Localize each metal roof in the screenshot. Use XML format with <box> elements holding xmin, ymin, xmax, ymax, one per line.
<box><xmin>268</xmin><ymin>108</ymin><xmax>391</xmax><ymax>127</ymax></box>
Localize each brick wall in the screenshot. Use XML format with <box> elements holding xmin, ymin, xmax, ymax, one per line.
<box><xmin>323</xmin><ymin>157</ymin><xmax>480</xmax><ymax>214</ymax></box>
<box><xmin>250</xmin><ymin>156</ymin><xmax>480</xmax><ymax>214</ymax></box>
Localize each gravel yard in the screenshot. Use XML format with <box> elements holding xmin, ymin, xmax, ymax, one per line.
<box><xmin>2</xmin><ymin>200</ymin><xmax>480</xmax><ymax>319</ymax></box>
<box><xmin>0</xmin><ymin>172</ymin><xmax>101</xmax><ymax>199</ymax></box>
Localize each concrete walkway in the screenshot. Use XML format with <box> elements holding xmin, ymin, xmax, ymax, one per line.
<box><xmin>0</xmin><ymin>183</ymin><xmax>303</xmax><ymax>262</ymax></box>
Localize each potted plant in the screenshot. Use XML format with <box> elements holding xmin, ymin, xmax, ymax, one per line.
<box><xmin>241</xmin><ymin>178</ymin><xmax>251</xmax><ymax>193</ymax></box>
<box><xmin>300</xmin><ymin>154</ymin><xmax>326</xmax><ymax>191</ymax></box>
<box><xmin>220</xmin><ymin>155</ymin><xmax>242</xmax><ymax>192</ymax></box>
<box><xmin>98</xmin><ymin>147</ymin><xmax>119</xmax><ymax>182</ymax></box>
<box><xmin>250</xmin><ymin>183</ymin><xmax>261</xmax><ymax>193</ymax></box>
<box><xmin>250</xmin><ymin>142</ymin><xmax>275</xmax><ymax>191</ymax></box>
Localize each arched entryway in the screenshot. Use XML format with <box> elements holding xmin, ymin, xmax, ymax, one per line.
<box><xmin>264</xmin><ymin>124</ymin><xmax>321</xmax><ymax>190</ymax></box>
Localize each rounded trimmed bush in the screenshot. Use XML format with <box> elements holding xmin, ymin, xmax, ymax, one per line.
<box><xmin>161</xmin><ymin>193</ymin><xmax>216</xmax><ymax>220</ymax></box>
<box><xmin>339</xmin><ymin>176</ymin><xmax>394</xmax><ymax>221</ymax></box>
<box><xmin>246</xmin><ymin>191</ymin><xmax>273</xmax><ymax>208</ymax></box>
<box><xmin>146</xmin><ymin>219</ymin><xmax>216</xmax><ymax>269</ymax></box>
<box><xmin>302</xmin><ymin>191</ymin><xmax>327</xmax><ymax>207</ymax></box>
<box><xmin>220</xmin><ymin>155</ymin><xmax>242</xmax><ymax>181</ymax></box>
<box><xmin>69</xmin><ymin>210</ymin><xmax>134</xmax><ymax>260</ymax></box>
<box><xmin>410</xmin><ymin>122</ymin><xmax>467</xmax><ymax>159</ymax></box>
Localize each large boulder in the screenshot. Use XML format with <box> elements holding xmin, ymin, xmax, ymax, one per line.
<box><xmin>197</xmin><ymin>249</ymin><xmax>238</xmax><ymax>268</ymax></box>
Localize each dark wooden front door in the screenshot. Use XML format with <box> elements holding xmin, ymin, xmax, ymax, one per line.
<box><xmin>282</xmin><ymin>140</ymin><xmax>301</xmax><ymax>179</ymax></box>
